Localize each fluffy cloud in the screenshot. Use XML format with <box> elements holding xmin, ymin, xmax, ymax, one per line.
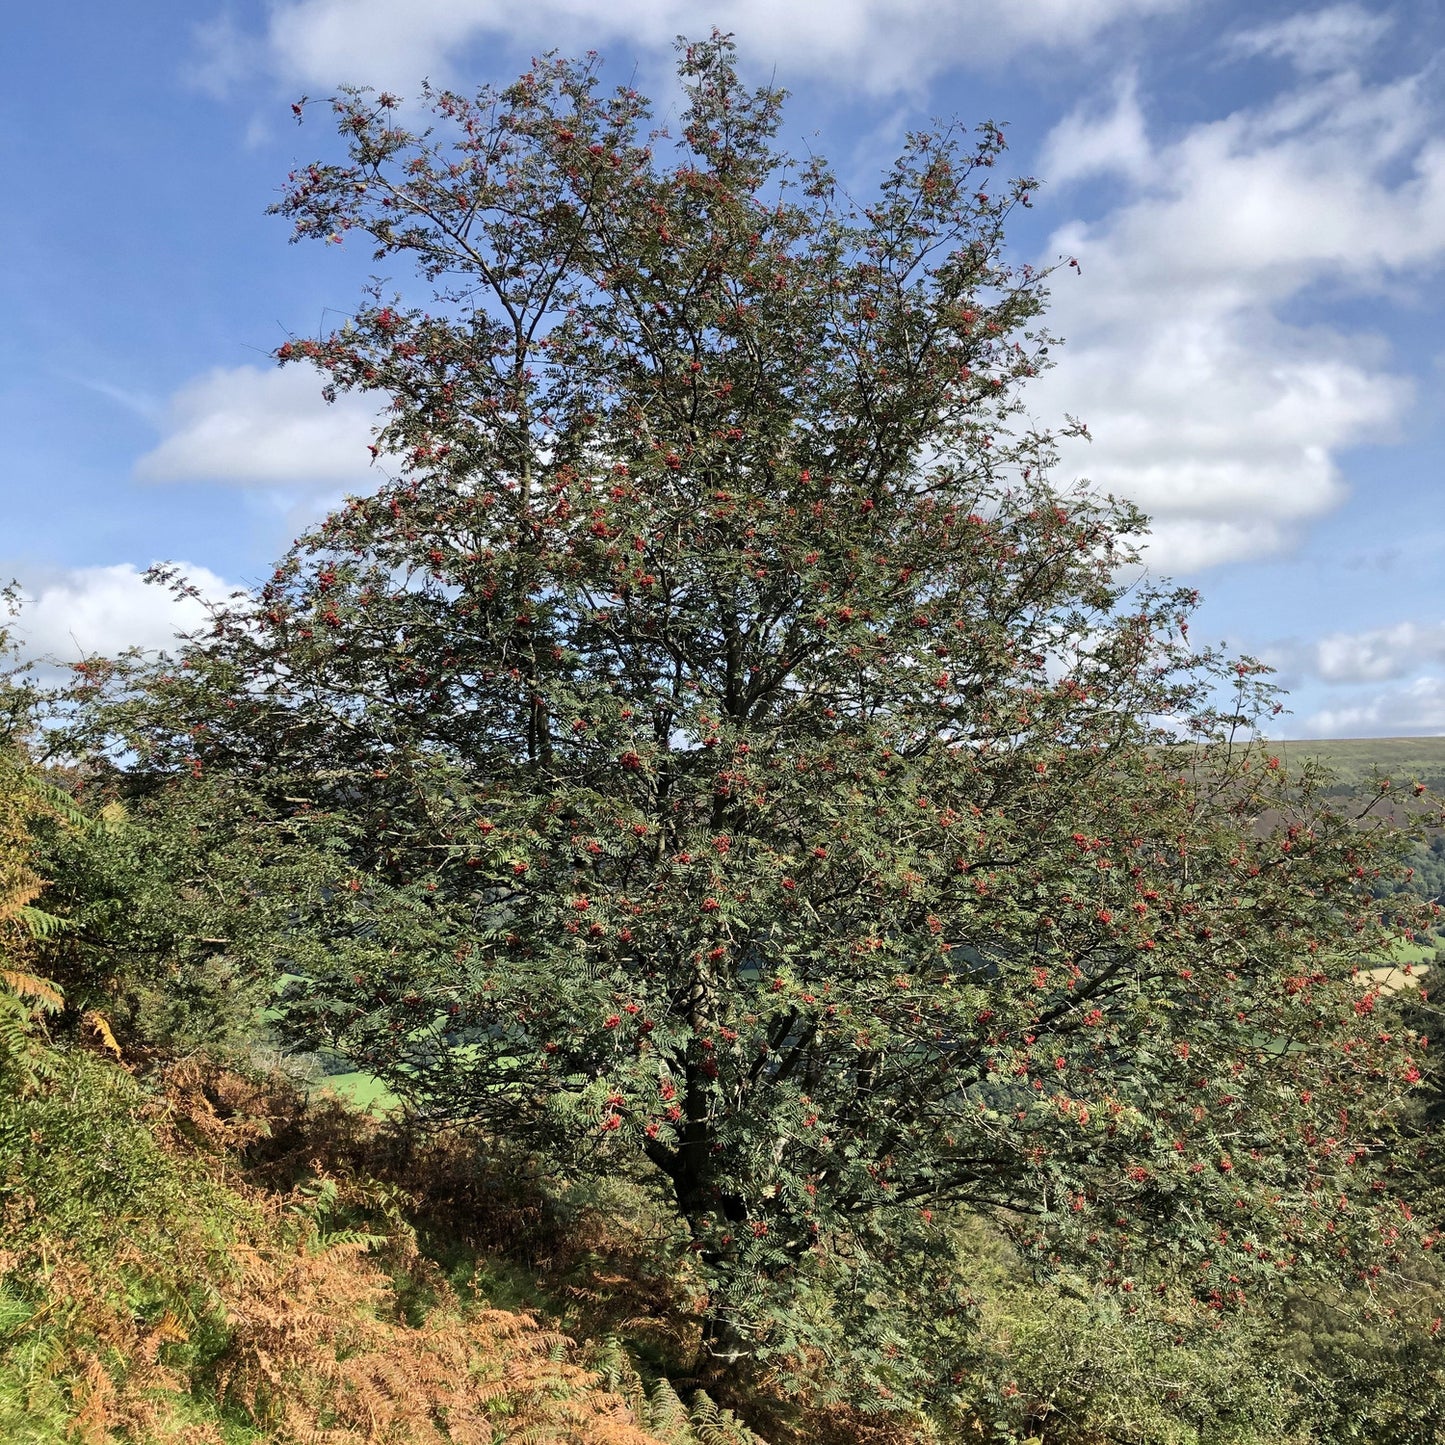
<box><xmin>1312</xmin><ymin>621</ymin><xmax>1445</xmax><ymax>684</ymax></box>
<box><xmin>241</xmin><ymin>0</ymin><xmax>1189</xmax><ymax>96</ymax></box>
<box><xmin>1041</xmin><ymin>72</ymin><xmax>1153</xmax><ymax>187</ymax></box>
<box><xmin>1254</xmin><ymin>616</ymin><xmax>1445</xmax><ymax>737</ymax></box>
<box><xmin>1265</xmin><ymin>619</ymin><xmax>1445</xmax><ymax>687</ymax></box>
<box><xmin>11</xmin><ymin>563</ymin><xmax>237</xmax><ymax>670</ymax></box>
<box><xmin>135</xmin><ymin>365</ymin><xmax>381</xmax><ymax>489</ymax></box>
<box><xmin>1301</xmin><ymin>677</ymin><xmax>1445</xmax><ymax>738</ymax></box>
<box><xmin>1031</xmin><ymin>42</ymin><xmax>1445</xmax><ymax>572</ymax></box>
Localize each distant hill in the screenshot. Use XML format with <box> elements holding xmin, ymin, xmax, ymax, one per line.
<box><xmin>1268</xmin><ymin>737</ymin><xmax>1445</xmax><ymax>791</ymax></box>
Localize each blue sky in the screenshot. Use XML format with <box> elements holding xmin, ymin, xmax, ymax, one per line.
<box><xmin>5</xmin><ymin>0</ymin><xmax>1445</xmax><ymax>736</ymax></box>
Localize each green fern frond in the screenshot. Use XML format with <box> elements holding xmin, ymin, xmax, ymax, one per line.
<box><xmin>0</xmin><ymin>992</ymin><xmax>57</xmax><ymax>1089</ymax></box>
<box><xmin>13</xmin><ymin>772</ymin><xmax>116</xmax><ymax>837</ymax></box>
<box><xmin>690</xmin><ymin>1391</ymin><xmax>763</xmax><ymax>1445</ymax></box>
<box><xmin>313</xmin><ymin>1227</ymin><xmax>388</xmax><ymax>1252</ymax></box>
<box><xmin>586</xmin><ymin>1335</ymin><xmax>647</xmax><ymax>1417</ymax></box>
<box><xmin>0</xmin><ymin>998</ymin><xmax>34</xmax><ymax>1055</ymax></box>
<box><xmin>13</xmin><ymin>906</ymin><xmax>72</xmax><ymax>942</ymax></box>
<box><xmin>643</xmin><ymin>1376</ymin><xmax>693</xmax><ymax>1442</ymax></box>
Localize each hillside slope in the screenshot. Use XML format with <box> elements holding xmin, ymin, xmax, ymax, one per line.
<box><xmin>1270</xmin><ymin>736</ymin><xmax>1445</xmax><ymax>791</ymax></box>
<box><xmin>0</xmin><ymin>1041</ymin><xmax>773</xmax><ymax>1445</ymax></box>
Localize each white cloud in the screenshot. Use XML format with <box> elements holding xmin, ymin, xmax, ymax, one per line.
<box><xmin>1228</xmin><ymin>3</ymin><xmax>1392</xmax><ymax>76</ymax></box>
<box><xmin>241</xmin><ymin>0</ymin><xmax>1190</xmax><ymax>96</ymax></box>
<box><xmin>1301</xmin><ymin>676</ymin><xmax>1445</xmax><ymax>737</ymax></box>
<box><xmin>1033</xmin><ymin>58</ymin><xmax>1445</xmax><ymax>572</ymax></box>
<box><xmin>1264</xmin><ymin>618</ymin><xmax>1445</xmax><ymax>688</ymax></box>
<box><xmin>1312</xmin><ymin>620</ymin><xmax>1445</xmax><ymax>683</ymax></box>
<box><xmin>11</xmin><ymin>563</ymin><xmax>236</xmax><ymax>669</ymax></box>
<box><xmin>186</xmin><ymin>13</ymin><xmax>269</xmax><ymax>100</ymax></box>
<box><xmin>135</xmin><ymin>365</ymin><xmax>380</xmax><ymax>489</ymax></box>
<box><xmin>1039</xmin><ymin>72</ymin><xmax>1153</xmax><ymax>186</ymax></box>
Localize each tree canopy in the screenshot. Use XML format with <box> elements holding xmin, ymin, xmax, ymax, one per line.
<box><xmin>69</xmin><ymin>35</ymin><xmax>1439</xmax><ymax>1399</ymax></box>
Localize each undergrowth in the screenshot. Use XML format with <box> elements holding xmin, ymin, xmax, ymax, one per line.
<box><xmin>0</xmin><ymin>1040</ymin><xmax>796</xmax><ymax>1443</ymax></box>
<box><xmin>0</xmin><ymin>735</ymin><xmax>883</xmax><ymax>1444</ymax></box>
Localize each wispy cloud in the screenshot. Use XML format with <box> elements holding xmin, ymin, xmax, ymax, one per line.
<box><xmin>193</xmin><ymin>0</ymin><xmax>1193</xmax><ymax>98</ymax></box>
<box><xmin>185</xmin><ymin>12</ymin><xmax>270</xmax><ymax>99</ymax></box>
<box><xmin>61</xmin><ymin>373</ymin><xmax>162</xmax><ymax>425</ymax></box>
<box><xmin>1227</xmin><ymin>3</ymin><xmax>1393</xmax><ymax>76</ymax></box>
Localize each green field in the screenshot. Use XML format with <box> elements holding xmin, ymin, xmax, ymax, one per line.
<box><xmin>313</xmin><ymin>1069</ymin><xmax>400</xmax><ymax>1112</ymax></box>
<box><xmin>1270</xmin><ymin>736</ymin><xmax>1445</xmax><ymax>789</ymax></box>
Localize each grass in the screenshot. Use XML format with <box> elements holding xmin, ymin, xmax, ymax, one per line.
<box><xmin>1270</xmin><ymin>737</ymin><xmax>1445</xmax><ymax>789</ymax></box>
<box><xmin>313</xmin><ymin>1068</ymin><xmax>400</xmax><ymax>1112</ymax></box>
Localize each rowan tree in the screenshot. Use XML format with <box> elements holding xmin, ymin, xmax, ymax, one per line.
<box><xmin>76</xmin><ymin>36</ymin><xmax>1440</xmax><ymax>1399</ymax></box>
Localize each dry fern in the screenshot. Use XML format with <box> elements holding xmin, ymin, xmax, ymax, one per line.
<box><xmin>0</xmin><ymin>759</ymin><xmax>69</xmax><ymax>1027</ymax></box>
<box><xmin>212</xmin><ymin>1220</ymin><xmax>662</xmax><ymax>1444</ymax></box>
<box><xmin>0</xmin><ymin>964</ymin><xmax>63</xmax><ymax>1012</ymax></box>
